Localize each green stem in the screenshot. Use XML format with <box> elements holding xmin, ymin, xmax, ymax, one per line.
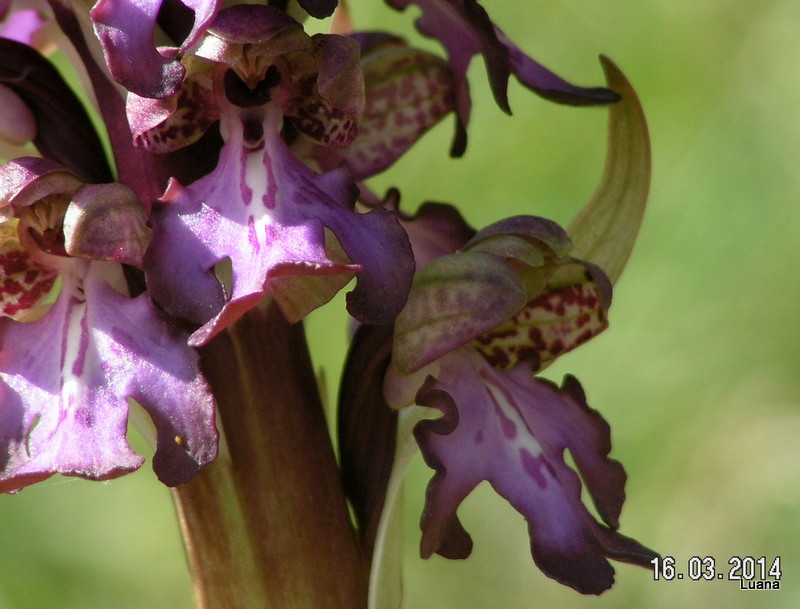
<box><xmin>172</xmin><ymin>302</ymin><xmax>367</xmax><ymax>609</ymax></box>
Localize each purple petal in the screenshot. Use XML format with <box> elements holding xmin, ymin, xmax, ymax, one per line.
<box><xmin>413</xmin><ymin>349</ymin><xmax>656</xmax><ymax>593</ymax></box>
<box><xmin>387</xmin><ymin>0</ymin><xmax>618</xmax><ymax>154</ymax></box>
<box><xmin>146</xmin><ymin>106</ymin><xmax>413</xmax><ymax>344</ymax></box>
<box><xmin>0</xmin><ymin>262</ymin><xmax>218</xmax><ymax>492</ymax></box>
<box><xmin>90</xmin><ymin>0</ymin><xmax>222</xmax><ymax>98</ymax></box>
<box><xmin>496</xmin><ymin>29</ymin><xmax>620</xmax><ymax>106</ymax></box>
<box><xmin>464</xmin><ymin>216</ymin><xmax>572</xmax><ymax>259</ymax></box>
<box><xmin>387</xmin><ymin>0</ymin><xmax>507</xmax><ymax>156</ymax></box>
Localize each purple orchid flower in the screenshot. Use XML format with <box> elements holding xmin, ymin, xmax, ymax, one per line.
<box><xmin>0</xmin><ymin>0</ymin><xmax>654</xmax><ymax>604</ymax></box>
<box><xmin>89</xmin><ymin>0</ymin><xmax>340</xmax><ymax>99</ymax></box>
<box><xmin>343</xmin><ymin>208</ymin><xmax>656</xmax><ymax>594</ymax></box>
<box><xmin>0</xmin><ymin>157</ymin><xmax>218</xmax><ymax>492</ymax></box>
<box><xmin>137</xmin><ymin>5</ymin><xmax>415</xmax><ymax>344</ymax></box>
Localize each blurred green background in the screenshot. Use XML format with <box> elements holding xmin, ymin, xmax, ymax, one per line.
<box><xmin>1</xmin><ymin>0</ymin><xmax>798</xmax><ymax>607</ymax></box>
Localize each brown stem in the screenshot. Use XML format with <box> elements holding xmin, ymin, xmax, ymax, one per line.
<box><xmin>172</xmin><ymin>302</ymin><xmax>367</xmax><ymax>609</ymax></box>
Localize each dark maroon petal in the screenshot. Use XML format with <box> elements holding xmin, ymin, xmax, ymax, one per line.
<box><xmin>297</xmin><ymin>0</ymin><xmax>338</xmax><ymax>19</ymax></box>
<box><xmin>496</xmin><ymin>29</ymin><xmax>620</xmax><ymax>106</ymax></box>
<box><xmin>338</xmin><ymin>323</ymin><xmax>397</xmax><ymax>558</ymax></box>
<box><xmin>413</xmin><ymin>349</ymin><xmax>656</xmax><ymax>592</ymax></box>
<box><xmin>0</xmin><ymin>39</ymin><xmax>112</xmax><ymax>182</ymax></box>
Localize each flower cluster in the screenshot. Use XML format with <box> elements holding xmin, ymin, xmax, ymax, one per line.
<box><xmin>0</xmin><ymin>0</ymin><xmax>655</xmax><ymax>602</ymax></box>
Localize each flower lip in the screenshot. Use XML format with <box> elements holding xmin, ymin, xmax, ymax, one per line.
<box><xmin>412</xmin><ymin>351</ymin><xmax>658</xmax><ymax>593</ymax></box>
<box><xmin>145</xmin><ymin>104</ymin><xmax>414</xmax><ymax>342</ymax></box>
<box><xmin>0</xmin><ymin>261</ymin><xmax>219</xmax><ymax>492</ymax></box>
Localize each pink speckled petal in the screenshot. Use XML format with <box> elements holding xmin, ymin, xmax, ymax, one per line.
<box><xmin>0</xmin><ymin>224</ymin><xmax>57</xmax><ymax>320</ymax></box>
<box><xmin>472</xmin><ymin>260</ymin><xmax>612</xmax><ymax>371</ymax></box>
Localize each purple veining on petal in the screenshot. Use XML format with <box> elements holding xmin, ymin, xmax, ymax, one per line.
<box><xmin>146</xmin><ymin>105</ymin><xmax>413</xmax><ymax>344</ymax></box>
<box><xmin>520</xmin><ymin>447</ymin><xmax>549</xmax><ymax>490</ymax></box>
<box><xmin>490</xmin><ymin>391</ymin><xmax>517</xmax><ymax>440</ymax></box>
<box><xmin>239</xmin><ymin>146</ymin><xmax>253</xmax><ymax>205</ymax></box>
<box><xmin>71</xmin><ymin>311</ymin><xmax>89</xmax><ymax>377</ymax></box>
<box><xmin>413</xmin><ymin>348</ymin><xmax>657</xmax><ymax>593</ymax></box>
<box><xmin>0</xmin><ymin>261</ymin><xmax>218</xmax><ymax>493</ymax></box>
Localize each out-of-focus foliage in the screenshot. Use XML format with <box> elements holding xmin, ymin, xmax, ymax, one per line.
<box><xmin>1</xmin><ymin>1</ymin><xmax>798</xmax><ymax>608</ymax></box>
